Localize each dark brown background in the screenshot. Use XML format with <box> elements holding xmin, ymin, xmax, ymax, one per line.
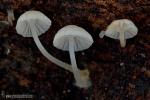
<box><xmin>0</xmin><ymin>0</ymin><xmax>150</xmax><ymax>100</ymax></box>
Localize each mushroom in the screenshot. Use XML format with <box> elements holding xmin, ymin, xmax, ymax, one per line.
<box><xmin>0</xmin><ymin>0</ymin><xmax>15</xmax><ymax>25</ymax></box>
<box><xmin>16</xmin><ymin>11</ymin><xmax>72</xmax><ymax>72</ymax></box>
<box><xmin>7</xmin><ymin>8</ymin><xmax>15</xmax><ymax>26</ymax></box>
<box><xmin>53</xmin><ymin>25</ymin><xmax>93</xmax><ymax>88</ymax></box>
<box><xmin>99</xmin><ymin>19</ymin><xmax>138</xmax><ymax>47</ymax></box>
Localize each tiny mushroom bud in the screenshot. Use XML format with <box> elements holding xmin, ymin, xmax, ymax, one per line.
<box><xmin>53</xmin><ymin>25</ymin><xmax>93</xmax><ymax>88</ymax></box>
<box><xmin>1</xmin><ymin>0</ymin><xmax>15</xmax><ymax>25</ymax></box>
<box><xmin>99</xmin><ymin>19</ymin><xmax>138</xmax><ymax>47</ymax></box>
<box><xmin>16</xmin><ymin>10</ymin><xmax>72</xmax><ymax>72</ymax></box>
<box><xmin>7</xmin><ymin>9</ymin><xmax>15</xmax><ymax>26</ymax></box>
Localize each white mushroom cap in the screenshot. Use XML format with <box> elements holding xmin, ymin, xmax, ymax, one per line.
<box><xmin>105</xmin><ymin>19</ymin><xmax>138</xmax><ymax>39</ymax></box>
<box><xmin>16</xmin><ymin>10</ymin><xmax>51</xmax><ymax>37</ymax></box>
<box><xmin>53</xmin><ymin>25</ymin><xmax>93</xmax><ymax>52</ymax></box>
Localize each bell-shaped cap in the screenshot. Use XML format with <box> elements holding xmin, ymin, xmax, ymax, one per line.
<box><xmin>53</xmin><ymin>25</ymin><xmax>93</xmax><ymax>52</ymax></box>
<box><xmin>105</xmin><ymin>19</ymin><xmax>138</xmax><ymax>39</ymax></box>
<box><xmin>16</xmin><ymin>11</ymin><xmax>51</xmax><ymax>37</ymax></box>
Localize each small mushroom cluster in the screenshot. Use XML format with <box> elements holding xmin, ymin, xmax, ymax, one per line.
<box><xmin>16</xmin><ymin>11</ymin><xmax>93</xmax><ymax>88</ymax></box>
<box><xmin>15</xmin><ymin>10</ymin><xmax>138</xmax><ymax>88</ymax></box>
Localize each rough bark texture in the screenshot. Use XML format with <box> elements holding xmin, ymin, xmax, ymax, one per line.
<box><xmin>0</xmin><ymin>0</ymin><xmax>150</xmax><ymax>100</ymax></box>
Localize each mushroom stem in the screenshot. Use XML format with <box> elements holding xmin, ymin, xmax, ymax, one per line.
<box><xmin>69</xmin><ymin>37</ymin><xmax>91</xmax><ymax>88</ymax></box>
<box><xmin>119</xmin><ymin>31</ymin><xmax>126</xmax><ymax>47</ymax></box>
<box><xmin>68</xmin><ymin>37</ymin><xmax>81</xmax><ymax>86</ymax></box>
<box><xmin>7</xmin><ymin>9</ymin><xmax>15</xmax><ymax>26</ymax></box>
<box><xmin>29</xmin><ymin>22</ymin><xmax>73</xmax><ymax>72</ymax></box>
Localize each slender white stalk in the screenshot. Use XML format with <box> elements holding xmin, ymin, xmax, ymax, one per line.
<box><xmin>7</xmin><ymin>9</ymin><xmax>15</xmax><ymax>26</ymax></box>
<box><xmin>68</xmin><ymin>37</ymin><xmax>91</xmax><ymax>88</ymax></box>
<box><xmin>119</xmin><ymin>31</ymin><xmax>126</xmax><ymax>47</ymax></box>
<box><xmin>29</xmin><ymin>22</ymin><xmax>73</xmax><ymax>72</ymax></box>
<box><xmin>68</xmin><ymin>37</ymin><xmax>81</xmax><ymax>86</ymax></box>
